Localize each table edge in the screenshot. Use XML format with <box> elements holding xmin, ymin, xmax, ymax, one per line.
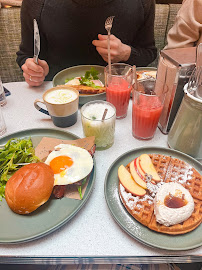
<box><xmin>0</xmin><ymin>255</ymin><xmax>202</xmax><ymax>264</ymax></box>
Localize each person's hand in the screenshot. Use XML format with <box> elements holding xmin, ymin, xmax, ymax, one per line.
<box><xmin>22</xmin><ymin>58</ymin><xmax>49</xmax><ymax>86</ymax></box>
<box><xmin>92</xmin><ymin>34</ymin><xmax>131</xmax><ymax>63</ymax></box>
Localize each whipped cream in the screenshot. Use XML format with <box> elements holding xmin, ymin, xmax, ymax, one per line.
<box><xmin>154</xmin><ymin>182</ymin><xmax>194</xmax><ymax>226</ymax></box>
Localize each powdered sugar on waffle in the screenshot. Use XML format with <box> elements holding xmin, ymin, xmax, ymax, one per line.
<box><xmin>166</xmin><ymin>161</ymin><xmax>193</xmax><ymax>185</ymax></box>
<box><xmin>120</xmin><ymin>184</ymin><xmax>153</xmax><ymax>210</ymax></box>
<box><xmin>146</xmin><ymin>180</ymin><xmax>164</xmax><ymax>198</ymax></box>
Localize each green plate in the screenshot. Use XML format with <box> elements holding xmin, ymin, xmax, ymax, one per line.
<box><xmin>52</xmin><ymin>65</ymin><xmax>106</xmax><ymax>105</ymax></box>
<box><xmin>105</xmin><ymin>147</ymin><xmax>202</xmax><ymax>251</ymax></box>
<box><xmin>0</xmin><ymin>128</ymin><xmax>95</xmax><ymax>244</ymax></box>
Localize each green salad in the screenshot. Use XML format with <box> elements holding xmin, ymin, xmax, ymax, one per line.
<box><xmin>0</xmin><ymin>138</ymin><xmax>40</xmax><ymax>200</ymax></box>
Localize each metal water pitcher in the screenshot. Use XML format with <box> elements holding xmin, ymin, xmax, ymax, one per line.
<box><xmin>167</xmin><ymin>84</ymin><xmax>202</xmax><ymax>160</ymax></box>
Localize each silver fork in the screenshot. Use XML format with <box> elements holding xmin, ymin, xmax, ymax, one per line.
<box><xmin>105</xmin><ymin>16</ymin><xmax>115</xmax><ymax>74</ymax></box>
<box><xmin>196</xmin><ymin>67</ymin><xmax>202</xmax><ymax>99</ymax></box>
<box><xmin>187</xmin><ymin>67</ymin><xmax>199</xmax><ymax>92</ymax></box>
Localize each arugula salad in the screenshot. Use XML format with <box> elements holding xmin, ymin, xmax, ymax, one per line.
<box><xmin>0</xmin><ymin>138</ymin><xmax>40</xmax><ymax>200</ymax></box>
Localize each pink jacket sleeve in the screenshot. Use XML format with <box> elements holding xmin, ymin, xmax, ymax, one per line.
<box><xmin>165</xmin><ymin>0</ymin><xmax>202</xmax><ymax>49</ymax></box>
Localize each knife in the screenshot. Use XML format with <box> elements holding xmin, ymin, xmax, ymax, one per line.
<box><xmin>33</xmin><ymin>19</ymin><xmax>40</xmax><ymax>64</ymax></box>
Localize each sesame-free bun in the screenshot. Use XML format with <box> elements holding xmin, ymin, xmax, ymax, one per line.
<box><xmin>5</xmin><ymin>163</ymin><xmax>54</xmax><ymax>215</ymax></box>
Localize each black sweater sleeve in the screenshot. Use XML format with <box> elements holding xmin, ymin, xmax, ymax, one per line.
<box><xmin>126</xmin><ymin>0</ymin><xmax>157</xmax><ymax>67</ymax></box>
<box><xmin>16</xmin><ymin>0</ymin><xmax>44</xmax><ymax>68</ymax></box>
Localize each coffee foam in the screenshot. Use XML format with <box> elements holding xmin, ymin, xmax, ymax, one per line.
<box><xmin>45</xmin><ymin>89</ymin><xmax>78</xmax><ymax>104</ymax></box>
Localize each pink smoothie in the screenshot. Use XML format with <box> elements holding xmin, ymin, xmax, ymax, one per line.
<box><xmin>106</xmin><ymin>77</ymin><xmax>132</xmax><ymax>118</ymax></box>
<box><xmin>132</xmin><ymin>95</ymin><xmax>163</xmax><ymax>139</ymax></box>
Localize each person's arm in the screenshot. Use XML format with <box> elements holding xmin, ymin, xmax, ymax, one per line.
<box><xmin>165</xmin><ymin>0</ymin><xmax>202</xmax><ymax>50</ymax></box>
<box><xmin>92</xmin><ymin>0</ymin><xmax>157</xmax><ymax>67</ymax></box>
<box><xmin>126</xmin><ymin>0</ymin><xmax>157</xmax><ymax>66</ymax></box>
<box><xmin>16</xmin><ymin>0</ymin><xmax>48</xmax><ymax>68</ymax></box>
<box><xmin>16</xmin><ymin>0</ymin><xmax>35</xmax><ymax>67</ymax></box>
<box><xmin>16</xmin><ymin>0</ymin><xmax>49</xmax><ymax>86</ymax></box>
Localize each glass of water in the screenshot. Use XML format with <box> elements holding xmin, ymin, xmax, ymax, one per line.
<box><xmin>0</xmin><ymin>77</ymin><xmax>7</xmax><ymax>106</ymax></box>
<box><xmin>0</xmin><ymin>105</ymin><xmax>6</xmax><ymax>136</ymax></box>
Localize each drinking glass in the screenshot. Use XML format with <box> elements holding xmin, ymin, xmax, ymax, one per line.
<box><xmin>105</xmin><ymin>63</ymin><xmax>133</xmax><ymax>119</ymax></box>
<box><xmin>0</xmin><ymin>77</ymin><xmax>7</xmax><ymax>106</ymax></box>
<box><xmin>81</xmin><ymin>100</ymin><xmax>116</xmax><ymax>150</ymax></box>
<box><xmin>0</xmin><ymin>105</ymin><xmax>7</xmax><ymax>136</ymax></box>
<box><xmin>132</xmin><ymin>80</ymin><xmax>165</xmax><ymax>140</ymax></box>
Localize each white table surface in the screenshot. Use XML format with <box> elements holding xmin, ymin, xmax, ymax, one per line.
<box><xmin>0</xmin><ymin>81</ymin><xmax>202</xmax><ymax>264</ymax></box>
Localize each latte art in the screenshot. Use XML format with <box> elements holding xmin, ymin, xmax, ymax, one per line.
<box><xmin>45</xmin><ymin>89</ymin><xmax>78</xmax><ymax>104</ymax></box>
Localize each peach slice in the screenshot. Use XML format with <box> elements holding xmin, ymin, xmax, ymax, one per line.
<box><xmin>139</xmin><ymin>154</ymin><xmax>161</xmax><ymax>182</ymax></box>
<box><xmin>118</xmin><ymin>165</ymin><xmax>146</xmax><ymax>196</ymax></box>
<box><xmin>130</xmin><ymin>160</ymin><xmax>147</xmax><ymax>189</ymax></box>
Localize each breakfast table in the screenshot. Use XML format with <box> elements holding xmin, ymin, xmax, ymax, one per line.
<box><xmin>0</xmin><ymin>81</ymin><xmax>202</xmax><ymax>265</ymax></box>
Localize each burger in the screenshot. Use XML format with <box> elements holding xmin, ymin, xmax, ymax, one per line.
<box><xmin>5</xmin><ymin>163</ymin><xmax>54</xmax><ymax>215</ymax></box>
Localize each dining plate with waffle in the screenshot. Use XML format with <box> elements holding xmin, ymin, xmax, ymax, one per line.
<box><xmin>105</xmin><ymin>147</ymin><xmax>202</xmax><ymax>250</ymax></box>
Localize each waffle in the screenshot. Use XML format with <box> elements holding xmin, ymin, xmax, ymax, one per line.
<box><xmin>68</xmin><ymin>85</ymin><xmax>106</xmax><ymax>95</ymax></box>
<box><xmin>119</xmin><ymin>154</ymin><xmax>202</xmax><ymax>235</ymax></box>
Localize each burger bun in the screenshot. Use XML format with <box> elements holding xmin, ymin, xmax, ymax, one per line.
<box><xmin>5</xmin><ymin>162</ymin><xmax>54</xmax><ymax>215</ymax></box>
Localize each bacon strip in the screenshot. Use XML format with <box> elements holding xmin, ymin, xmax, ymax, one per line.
<box><xmin>52</xmin><ymin>185</ymin><xmax>66</xmax><ymax>199</ymax></box>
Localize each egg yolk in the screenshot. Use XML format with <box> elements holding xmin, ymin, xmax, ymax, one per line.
<box><xmin>50</xmin><ymin>155</ymin><xmax>73</xmax><ymax>174</ymax></box>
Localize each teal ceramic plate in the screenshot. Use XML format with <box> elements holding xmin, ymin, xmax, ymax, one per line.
<box><xmin>105</xmin><ymin>147</ymin><xmax>202</xmax><ymax>251</ymax></box>
<box><xmin>52</xmin><ymin>65</ymin><xmax>106</xmax><ymax>105</ymax></box>
<box><xmin>0</xmin><ymin>128</ymin><xmax>95</xmax><ymax>244</ymax></box>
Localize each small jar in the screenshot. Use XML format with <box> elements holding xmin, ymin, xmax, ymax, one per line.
<box><xmin>81</xmin><ymin>100</ymin><xmax>116</xmax><ymax>150</ymax></box>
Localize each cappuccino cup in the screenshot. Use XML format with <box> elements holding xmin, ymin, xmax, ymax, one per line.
<box><xmin>34</xmin><ymin>85</ymin><xmax>79</xmax><ymax>128</ymax></box>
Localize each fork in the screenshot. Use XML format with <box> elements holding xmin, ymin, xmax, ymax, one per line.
<box><xmin>187</xmin><ymin>66</ymin><xmax>202</xmax><ymax>98</ymax></box>
<box><xmin>195</xmin><ymin>67</ymin><xmax>202</xmax><ymax>99</ymax></box>
<box><xmin>105</xmin><ymin>16</ymin><xmax>115</xmax><ymax>74</ymax></box>
<box><xmin>187</xmin><ymin>67</ymin><xmax>199</xmax><ymax>92</ymax></box>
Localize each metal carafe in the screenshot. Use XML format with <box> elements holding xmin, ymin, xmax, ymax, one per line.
<box><xmin>168</xmin><ymin>84</ymin><xmax>202</xmax><ymax>160</ymax></box>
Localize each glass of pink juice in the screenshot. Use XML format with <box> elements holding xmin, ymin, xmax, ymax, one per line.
<box><xmin>105</xmin><ymin>63</ymin><xmax>133</xmax><ymax>119</ymax></box>
<box><xmin>132</xmin><ymin>86</ymin><xmax>165</xmax><ymax>140</ymax></box>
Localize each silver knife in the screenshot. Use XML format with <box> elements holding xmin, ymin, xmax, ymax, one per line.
<box><xmin>33</xmin><ymin>19</ymin><xmax>40</xmax><ymax>64</ymax></box>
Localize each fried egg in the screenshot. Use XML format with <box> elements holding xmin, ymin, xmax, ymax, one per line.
<box><xmin>45</xmin><ymin>144</ymin><xmax>93</xmax><ymax>186</ymax></box>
